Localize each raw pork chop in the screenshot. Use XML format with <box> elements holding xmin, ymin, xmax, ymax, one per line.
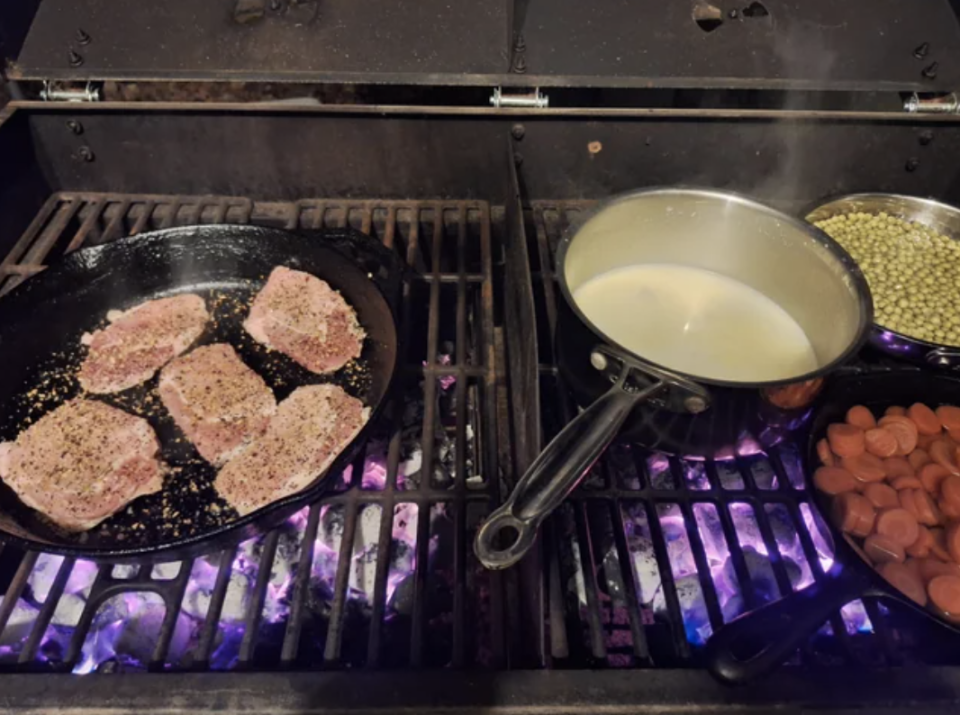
<box><xmin>215</xmin><ymin>384</ymin><xmax>367</xmax><ymax>515</ymax></box>
<box><xmin>244</xmin><ymin>267</ymin><xmax>364</xmax><ymax>374</ymax></box>
<box><xmin>159</xmin><ymin>343</ymin><xmax>277</xmax><ymax>466</ymax></box>
<box><xmin>79</xmin><ymin>294</ymin><xmax>209</xmax><ymax>393</ymax></box>
<box><xmin>0</xmin><ymin>399</ymin><xmax>164</xmax><ymax>531</ymax></box>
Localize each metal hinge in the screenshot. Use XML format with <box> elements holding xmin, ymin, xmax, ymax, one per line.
<box><xmin>489</xmin><ymin>87</ymin><xmax>549</xmax><ymax>109</ymax></box>
<box><xmin>40</xmin><ymin>81</ymin><xmax>102</xmax><ymax>103</ymax></box>
<box><xmin>904</xmin><ymin>92</ymin><xmax>959</xmax><ymax>114</ymax></box>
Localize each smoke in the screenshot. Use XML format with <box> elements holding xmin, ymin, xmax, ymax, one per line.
<box><xmin>746</xmin><ymin>18</ymin><xmax>839</xmax><ymax>212</ymax></box>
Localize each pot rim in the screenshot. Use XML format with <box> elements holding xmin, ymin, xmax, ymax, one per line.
<box><xmin>555</xmin><ymin>186</ymin><xmax>874</xmax><ymax>389</ymax></box>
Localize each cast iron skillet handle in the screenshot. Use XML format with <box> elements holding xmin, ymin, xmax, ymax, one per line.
<box><xmin>705</xmin><ymin>567</ymin><xmax>869</xmax><ymax>685</ymax></box>
<box><xmin>474</xmin><ymin>379</ymin><xmax>665</xmax><ymax>570</ymax></box>
<box><xmin>926</xmin><ymin>347</ymin><xmax>960</xmax><ymax>369</ymax></box>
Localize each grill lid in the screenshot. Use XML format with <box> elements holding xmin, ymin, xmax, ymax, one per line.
<box><xmin>8</xmin><ymin>0</ymin><xmax>960</xmax><ymax>92</ymax></box>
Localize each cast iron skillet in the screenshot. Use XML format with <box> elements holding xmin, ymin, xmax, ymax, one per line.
<box><xmin>0</xmin><ymin>225</ymin><xmax>399</xmax><ymax>562</ymax></box>
<box><xmin>705</xmin><ymin>370</ymin><xmax>960</xmax><ymax>685</ymax></box>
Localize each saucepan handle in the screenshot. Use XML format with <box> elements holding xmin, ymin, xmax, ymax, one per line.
<box><xmin>474</xmin><ymin>381</ymin><xmax>664</xmax><ymax>570</ymax></box>
<box><xmin>704</xmin><ymin>567</ymin><xmax>868</xmax><ymax>684</ymax></box>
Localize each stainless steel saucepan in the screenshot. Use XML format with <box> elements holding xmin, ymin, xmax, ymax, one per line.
<box><xmin>475</xmin><ymin>188</ymin><xmax>873</xmax><ymax>570</ymax></box>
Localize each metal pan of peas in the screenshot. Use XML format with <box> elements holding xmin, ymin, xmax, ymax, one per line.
<box><xmin>805</xmin><ymin>193</ymin><xmax>960</xmax><ymax>369</ymax></box>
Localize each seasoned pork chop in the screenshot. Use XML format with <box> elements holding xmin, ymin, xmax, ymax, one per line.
<box><xmin>79</xmin><ymin>294</ymin><xmax>209</xmax><ymax>393</ymax></box>
<box><xmin>215</xmin><ymin>384</ymin><xmax>367</xmax><ymax>515</ymax></box>
<box><xmin>244</xmin><ymin>267</ymin><xmax>364</xmax><ymax>374</ymax></box>
<box><xmin>159</xmin><ymin>343</ymin><xmax>277</xmax><ymax>466</ymax></box>
<box><xmin>0</xmin><ymin>399</ymin><xmax>164</xmax><ymax>531</ymax></box>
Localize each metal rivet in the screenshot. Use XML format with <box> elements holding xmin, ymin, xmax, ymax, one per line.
<box><xmin>684</xmin><ymin>396</ymin><xmax>707</xmax><ymax>414</ymax></box>
<box><xmin>68</xmin><ymin>50</ymin><xmax>83</xmax><ymax>67</ymax></box>
<box><xmin>514</xmin><ymin>34</ymin><xmax>526</xmax><ymax>52</ymax></box>
<box><xmin>66</xmin><ymin>120</ymin><xmax>83</xmax><ymax>135</ymax></box>
<box><xmin>922</xmin><ymin>62</ymin><xmax>939</xmax><ymax>80</ymax></box>
<box><xmin>589</xmin><ymin>351</ymin><xmax>608</xmax><ymax>371</ymax></box>
<box><xmin>513</xmin><ymin>54</ymin><xmax>527</xmax><ymax>74</ymax></box>
<box><xmin>919</xmin><ymin>130</ymin><xmax>934</xmax><ymax>146</ymax></box>
<box><xmin>77</xmin><ymin>146</ymin><xmax>95</xmax><ymax>162</ymax></box>
<box><xmin>913</xmin><ymin>42</ymin><xmax>930</xmax><ymax>60</ymax></box>
<box><xmin>511</xmin><ymin>124</ymin><xmax>525</xmax><ymax>141</ymax></box>
<box><xmin>905</xmin><ymin>157</ymin><xmax>920</xmax><ymax>172</ymax></box>
<box><xmin>76</xmin><ymin>28</ymin><xmax>91</xmax><ymax>45</ymax></box>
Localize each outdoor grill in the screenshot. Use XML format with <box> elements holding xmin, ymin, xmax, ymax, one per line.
<box><xmin>5</xmin><ymin>1</ymin><xmax>960</xmax><ymax>712</ymax></box>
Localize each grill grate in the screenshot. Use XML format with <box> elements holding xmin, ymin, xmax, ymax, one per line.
<box><xmin>0</xmin><ymin>192</ymin><xmax>506</xmax><ymax>672</ymax></box>
<box><xmin>527</xmin><ymin>201</ymin><xmax>957</xmax><ymax>670</ymax></box>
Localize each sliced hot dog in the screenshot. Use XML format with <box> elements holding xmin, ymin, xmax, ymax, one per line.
<box><xmin>939</xmin><ymin>497</ymin><xmax>960</xmax><ymax>521</ymax></box>
<box><xmin>883</xmin><ymin>456</ymin><xmax>915</xmax><ymax>480</ymax></box>
<box><xmin>930</xmin><ymin>439</ymin><xmax>960</xmax><ymax>476</ymax></box>
<box><xmin>878</xmin><ymin>561</ymin><xmax>927</xmax><ymax>606</ymax></box>
<box><xmin>813</xmin><ymin>466</ymin><xmax>857</xmax><ymax>495</ymax></box>
<box><xmin>876</xmin><ymin>507</ymin><xmax>920</xmax><ymax>548</ymax></box>
<box><xmin>841</xmin><ymin>453</ymin><xmax>887</xmax><ymax>484</ymax></box>
<box><xmin>892</xmin><ymin>476</ymin><xmax>924</xmax><ymax>491</ymax></box>
<box><xmin>909</xmin><ymin>448</ymin><xmax>932</xmax><ymax>471</ymax></box>
<box><xmin>878</xmin><ymin>416</ymin><xmax>920</xmax><ymax>456</ymax></box>
<box><xmin>886</xmin><ymin>406</ymin><xmax>907</xmax><ymax>417</ymax></box>
<box><xmin>828</xmin><ymin>423</ymin><xmax>866</xmax><ymax>458</ymax></box>
<box><xmin>931</xmin><ymin>527</ymin><xmax>952</xmax><ymax>562</ymax></box>
<box><xmin>936</xmin><ymin>405</ymin><xmax>960</xmax><ymax>432</ymax></box>
<box><xmin>846</xmin><ymin>405</ymin><xmax>877</xmax><ymax>431</ymax></box>
<box><xmin>947</xmin><ymin>523</ymin><xmax>960</xmax><ymax>564</ymax></box>
<box><xmin>912</xmin><ymin>489</ymin><xmax>942</xmax><ymax>527</ymax></box>
<box><xmin>864</xmin><ymin>533</ymin><xmax>906</xmax><ymax>564</ymax></box>
<box><xmin>899</xmin><ymin>488</ymin><xmax>921</xmax><ymax>520</ymax></box>
<box><xmin>906</xmin><ymin>526</ymin><xmax>934</xmax><ymax>558</ymax></box>
<box><xmin>832</xmin><ymin>493</ymin><xmax>876</xmax><ymax>538</ymax></box>
<box><xmin>918</xmin><ymin>557</ymin><xmax>960</xmax><ymax>583</ymax></box>
<box><xmin>918</xmin><ymin>433</ymin><xmax>940</xmax><ymax>451</ymax></box>
<box><xmin>909</xmin><ymin>403</ymin><xmax>943</xmax><ymax>436</ymax></box>
<box><xmin>940</xmin><ymin>475</ymin><xmax>960</xmax><ymax>508</ymax></box>
<box><xmin>865</xmin><ymin>428</ymin><xmax>898</xmax><ymax>457</ymax></box>
<box><xmin>863</xmin><ymin>482</ymin><xmax>899</xmax><ymax>510</ymax></box>
<box><xmin>816</xmin><ymin>438</ymin><xmax>836</xmax><ymax>467</ymax></box>
<box><xmin>920</xmin><ymin>462</ymin><xmax>950</xmax><ymax>495</ymax></box>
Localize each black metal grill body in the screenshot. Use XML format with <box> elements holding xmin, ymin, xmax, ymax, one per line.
<box><xmin>2</xmin><ymin>102</ymin><xmax>960</xmax><ymax>712</ymax></box>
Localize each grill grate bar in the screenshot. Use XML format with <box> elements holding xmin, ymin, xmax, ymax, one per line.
<box><xmin>323</xmin><ymin>491</ymin><xmax>361</xmax><ymax>663</ymax></box>
<box><xmin>451</xmin><ymin>204</ymin><xmax>469</xmax><ymax>668</ymax></box>
<box><xmin>0</xmin><ymin>552</ymin><xmax>39</xmax><ymax>636</ymax></box>
<box><xmin>409</xmin><ymin>208</ymin><xmax>444</xmax><ymax>667</ymax></box>
<box><xmin>18</xmin><ymin>556</ymin><xmax>76</xmax><ymax>665</ymax></box>
<box><xmin>64</xmin><ymin>564</ymin><xmax>113</xmax><ymax>667</ymax></box>
<box><xmin>769</xmin><ymin>452</ymin><xmax>856</xmax><ymax>659</ymax></box>
<box><xmin>238</xmin><ymin>531</ymin><xmax>280</xmax><ymax>664</ymax></box>
<box><xmin>151</xmin><ymin>558</ymin><xmax>195</xmax><ymax>669</ymax></box>
<box><xmin>66</xmin><ymin>199</ymin><xmax>106</xmax><ymax>253</ymax></box>
<box><xmin>160</xmin><ymin>198</ymin><xmax>183</xmax><ymax>230</ymax></box>
<box><xmin>0</xmin><ymin>195</ymin><xmax>61</xmax><ymax>271</ymax></box>
<box><xmin>100</xmin><ymin>199</ymin><xmax>131</xmax><ymax>245</ymax></box>
<box><xmin>194</xmin><ymin>548</ymin><xmax>237</xmax><ymax>665</ymax></box>
<box><xmin>364</xmin><ymin>405</ymin><xmax>403</xmax><ymax>668</ymax></box>
<box><xmin>639</xmin><ymin>494</ymin><xmax>692</xmax><ymax>659</ymax></box>
<box><xmin>609</xmin><ymin>500</ymin><xmax>652</xmax><ymax>663</ymax></box>
<box><xmin>280</xmin><ymin>503</ymin><xmax>322</xmax><ymax>663</ymax></box>
<box><xmin>574</xmin><ymin>503</ymin><xmax>609</xmax><ymax>660</ymax></box>
<box><xmin>129</xmin><ymin>200</ymin><xmax>156</xmax><ymax>235</ymax></box>
<box><xmin>674</xmin><ymin>497</ymin><xmax>726</xmax><ymax>635</ymax></box>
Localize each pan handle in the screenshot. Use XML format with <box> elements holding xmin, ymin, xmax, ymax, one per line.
<box><xmin>704</xmin><ymin>566</ymin><xmax>869</xmax><ymax>684</ymax></box>
<box><xmin>474</xmin><ymin>379</ymin><xmax>664</xmax><ymax>570</ymax></box>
